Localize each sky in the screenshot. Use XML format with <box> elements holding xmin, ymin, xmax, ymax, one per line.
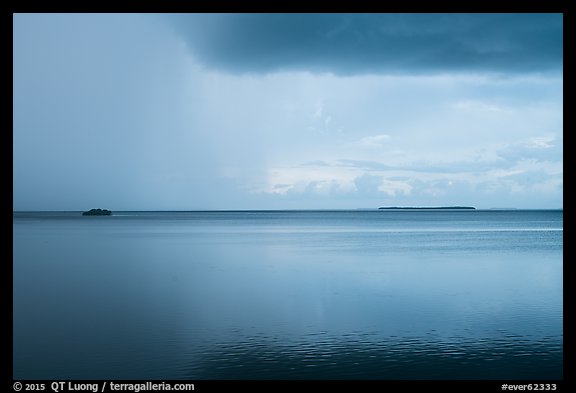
<box><xmin>12</xmin><ymin>13</ymin><xmax>563</xmax><ymax>210</ymax></box>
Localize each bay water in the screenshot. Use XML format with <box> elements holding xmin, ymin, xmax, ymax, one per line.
<box><xmin>13</xmin><ymin>210</ymin><xmax>563</xmax><ymax>379</ymax></box>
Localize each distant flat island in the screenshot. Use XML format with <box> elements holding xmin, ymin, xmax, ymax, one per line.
<box><xmin>378</xmin><ymin>206</ymin><xmax>476</xmax><ymax>210</ymax></box>
<box><xmin>82</xmin><ymin>208</ymin><xmax>112</xmax><ymax>216</ymax></box>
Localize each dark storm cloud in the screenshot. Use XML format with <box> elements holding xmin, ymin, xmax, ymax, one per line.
<box><xmin>167</xmin><ymin>13</ymin><xmax>562</xmax><ymax>75</ymax></box>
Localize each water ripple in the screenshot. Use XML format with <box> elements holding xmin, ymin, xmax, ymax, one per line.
<box><xmin>182</xmin><ymin>332</ymin><xmax>562</xmax><ymax>380</ymax></box>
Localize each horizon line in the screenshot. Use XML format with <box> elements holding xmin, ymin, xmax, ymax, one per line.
<box><xmin>13</xmin><ymin>207</ymin><xmax>563</xmax><ymax>213</ymax></box>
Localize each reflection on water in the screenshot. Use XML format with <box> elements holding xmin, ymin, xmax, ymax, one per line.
<box><xmin>13</xmin><ymin>211</ymin><xmax>563</xmax><ymax>379</ymax></box>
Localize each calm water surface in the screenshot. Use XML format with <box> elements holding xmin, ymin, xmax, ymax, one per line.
<box><xmin>13</xmin><ymin>210</ymin><xmax>563</xmax><ymax>379</ymax></box>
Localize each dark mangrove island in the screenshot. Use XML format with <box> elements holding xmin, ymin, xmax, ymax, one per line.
<box><xmin>378</xmin><ymin>206</ymin><xmax>476</xmax><ymax>210</ymax></box>
<box><xmin>82</xmin><ymin>208</ymin><xmax>112</xmax><ymax>216</ymax></box>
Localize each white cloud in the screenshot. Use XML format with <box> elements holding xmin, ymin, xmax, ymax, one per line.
<box><xmin>357</xmin><ymin>134</ymin><xmax>391</xmax><ymax>148</ymax></box>
<box><xmin>526</xmin><ymin>136</ymin><xmax>555</xmax><ymax>149</ymax></box>
<box><xmin>377</xmin><ymin>179</ymin><xmax>413</xmax><ymax>196</ymax></box>
<box><xmin>497</xmin><ymin>134</ymin><xmax>561</xmax><ymax>163</ymax></box>
<box><xmin>452</xmin><ymin>100</ymin><xmax>509</xmax><ymax>113</ymax></box>
<box><xmin>312</xmin><ymin>99</ymin><xmax>324</xmax><ymax>120</ymax></box>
